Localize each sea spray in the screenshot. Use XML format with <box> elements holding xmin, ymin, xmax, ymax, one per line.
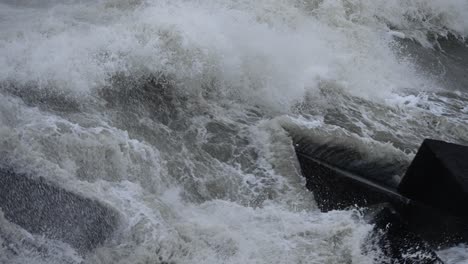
<box><xmin>0</xmin><ymin>0</ymin><xmax>467</xmax><ymax>263</ymax></box>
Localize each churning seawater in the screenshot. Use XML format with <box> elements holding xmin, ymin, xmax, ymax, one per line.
<box><xmin>0</xmin><ymin>0</ymin><xmax>467</xmax><ymax>263</ymax></box>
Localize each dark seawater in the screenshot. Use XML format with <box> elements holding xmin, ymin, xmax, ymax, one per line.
<box><xmin>0</xmin><ymin>0</ymin><xmax>467</xmax><ymax>263</ymax></box>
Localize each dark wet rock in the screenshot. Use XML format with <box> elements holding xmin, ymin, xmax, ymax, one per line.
<box><xmin>295</xmin><ymin>150</ymin><xmax>407</xmax><ymax>211</ymax></box>
<box><xmin>293</xmin><ymin>135</ymin><xmax>408</xmax><ymax>188</ymax></box>
<box><xmin>396</xmin><ymin>201</ymin><xmax>468</xmax><ymax>246</ymax></box>
<box><xmin>291</xmin><ymin>137</ymin><xmax>468</xmax><ymax>263</ymax></box>
<box><xmin>295</xmin><ymin>150</ymin><xmax>445</xmax><ymax>262</ymax></box>
<box><xmin>399</xmin><ymin>139</ymin><xmax>468</xmax><ymax>218</ymax></box>
<box><xmin>397</xmin><ymin>139</ymin><xmax>468</xmax><ymax>244</ymax></box>
<box><xmin>367</xmin><ymin>205</ymin><xmax>443</xmax><ymax>264</ymax></box>
<box><xmin>0</xmin><ymin>168</ymin><xmax>119</xmax><ymax>253</ymax></box>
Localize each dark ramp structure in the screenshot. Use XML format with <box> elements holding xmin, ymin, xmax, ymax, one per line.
<box><xmin>293</xmin><ymin>136</ymin><xmax>468</xmax><ymax>264</ymax></box>
<box><xmin>295</xmin><ymin>151</ymin><xmax>408</xmax><ymax>211</ymax></box>
<box><xmin>0</xmin><ymin>168</ymin><xmax>119</xmax><ymax>253</ymax></box>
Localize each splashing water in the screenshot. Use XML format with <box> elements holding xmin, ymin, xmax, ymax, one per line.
<box><xmin>0</xmin><ymin>0</ymin><xmax>467</xmax><ymax>263</ymax></box>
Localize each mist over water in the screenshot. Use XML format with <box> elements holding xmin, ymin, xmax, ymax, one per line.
<box><xmin>0</xmin><ymin>0</ymin><xmax>467</xmax><ymax>263</ymax></box>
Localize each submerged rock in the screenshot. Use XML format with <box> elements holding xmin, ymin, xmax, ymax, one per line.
<box><xmin>367</xmin><ymin>205</ymin><xmax>443</xmax><ymax>264</ymax></box>
<box><xmin>398</xmin><ymin>139</ymin><xmax>468</xmax><ymax>245</ymax></box>
<box><xmin>292</xmin><ymin>137</ymin><xmax>468</xmax><ymax>263</ymax></box>
<box><xmin>295</xmin><ymin>148</ymin><xmax>408</xmax><ymax>212</ymax></box>
<box><xmin>294</xmin><ymin>148</ymin><xmax>444</xmax><ymax>262</ymax></box>
<box><xmin>0</xmin><ymin>168</ymin><xmax>119</xmax><ymax>253</ymax></box>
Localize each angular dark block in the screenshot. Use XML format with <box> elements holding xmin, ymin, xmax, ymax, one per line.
<box><xmin>0</xmin><ymin>168</ymin><xmax>119</xmax><ymax>253</ymax></box>
<box><xmin>398</xmin><ymin>139</ymin><xmax>468</xmax><ymax>218</ymax></box>
<box><xmin>295</xmin><ymin>152</ymin><xmax>444</xmax><ymax>263</ymax></box>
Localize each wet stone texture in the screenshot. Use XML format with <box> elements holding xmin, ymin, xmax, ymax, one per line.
<box><xmin>293</xmin><ymin>138</ymin><xmax>458</xmax><ymax>263</ymax></box>
<box><xmin>399</xmin><ymin>139</ymin><xmax>468</xmax><ymax>219</ymax></box>
<box><xmin>398</xmin><ymin>139</ymin><xmax>468</xmax><ymax>245</ymax></box>
<box><xmin>368</xmin><ymin>206</ymin><xmax>444</xmax><ymax>264</ymax></box>
<box><xmin>0</xmin><ymin>168</ymin><xmax>119</xmax><ymax>253</ymax></box>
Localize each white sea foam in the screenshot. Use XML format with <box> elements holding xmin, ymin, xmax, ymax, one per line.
<box><xmin>0</xmin><ymin>0</ymin><xmax>467</xmax><ymax>263</ymax></box>
<box><xmin>0</xmin><ymin>0</ymin><xmax>455</xmax><ymax>106</ymax></box>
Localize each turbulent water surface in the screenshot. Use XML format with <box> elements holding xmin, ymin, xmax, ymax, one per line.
<box><xmin>0</xmin><ymin>0</ymin><xmax>468</xmax><ymax>263</ymax></box>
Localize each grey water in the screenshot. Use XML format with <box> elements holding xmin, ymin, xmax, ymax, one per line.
<box><xmin>0</xmin><ymin>0</ymin><xmax>468</xmax><ymax>263</ymax></box>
